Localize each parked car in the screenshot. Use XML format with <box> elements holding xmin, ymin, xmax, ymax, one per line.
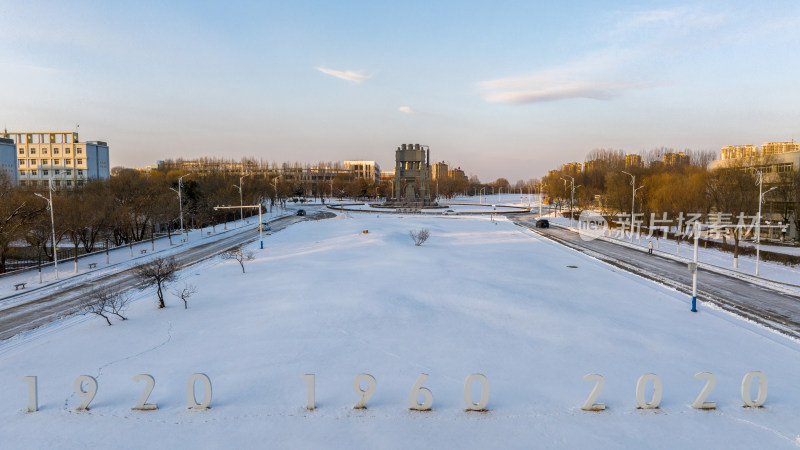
<box><xmin>260</xmin><ymin>223</ymin><xmax>271</xmax><ymax>232</ymax></box>
<box><xmin>442</xmin><ymin>209</ymin><xmax>457</xmax><ymax>215</ymax></box>
<box><xmin>535</xmin><ymin>219</ymin><xmax>549</xmax><ymax>228</ymax></box>
<box><xmin>296</xmin><ymin>209</ymin><xmax>306</xmax><ymax>216</ymax></box>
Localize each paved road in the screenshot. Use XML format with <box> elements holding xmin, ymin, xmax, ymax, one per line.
<box><xmin>513</xmin><ymin>215</ymin><xmax>800</xmax><ymax>339</ymax></box>
<box><xmin>0</xmin><ymin>211</ymin><xmax>332</xmax><ymax>341</ymax></box>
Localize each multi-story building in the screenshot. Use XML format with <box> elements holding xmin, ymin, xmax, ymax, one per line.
<box><xmin>2</xmin><ymin>131</ymin><xmax>110</xmax><ymax>187</ymax></box>
<box><xmin>0</xmin><ymin>138</ymin><xmax>17</xmax><ymax>185</ymax></box>
<box><xmin>379</xmin><ymin>170</ymin><xmax>395</xmax><ymax>183</ymax></box>
<box><xmin>583</xmin><ymin>159</ymin><xmax>600</xmax><ymax>172</ymax></box>
<box><xmin>624</xmin><ymin>154</ymin><xmax>643</xmax><ymax>169</ymax></box>
<box><xmin>720</xmin><ymin>145</ymin><xmax>757</xmax><ymax>160</ymax></box>
<box><xmin>663</xmin><ymin>152</ymin><xmax>690</xmax><ymax>167</ymax></box>
<box><xmin>448</xmin><ymin>167</ymin><xmax>468</xmax><ymax>181</ymax></box>
<box><xmin>343</xmin><ymin>160</ymin><xmax>381</xmax><ymax>184</ymax></box>
<box><xmin>431</xmin><ymin>161</ymin><xmax>449</xmax><ymax>181</ymax></box>
<box><xmin>761</xmin><ymin>141</ymin><xmax>799</xmax><ymax>156</ymax></box>
<box><xmin>562</xmin><ymin>162</ymin><xmax>582</xmax><ymax>175</ymax></box>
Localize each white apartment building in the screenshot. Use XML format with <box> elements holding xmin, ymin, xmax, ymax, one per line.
<box><xmin>2</xmin><ymin>131</ymin><xmax>110</xmax><ymax>187</ymax></box>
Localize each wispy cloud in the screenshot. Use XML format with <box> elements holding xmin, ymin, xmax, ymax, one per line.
<box><xmin>483</xmin><ymin>81</ymin><xmax>647</xmax><ymax>104</ymax></box>
<box><xmin>315</xmin><ymin>67</ymin><xmax>372</xmax><ymax>83</ymax></box>
<box><xmin>398</xmin><ymin>106</ymin><xmax>418</xmax><ymax>114</ymax></box>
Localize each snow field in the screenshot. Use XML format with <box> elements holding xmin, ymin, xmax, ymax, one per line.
<box><xmin>1</xmin><ymin>212</ymin><xmax>800</xmax><ymax>449</ymax></box>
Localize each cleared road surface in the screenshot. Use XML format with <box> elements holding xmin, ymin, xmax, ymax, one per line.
<box><xmin>513</xmin><ymin>216</ymin><xmax>800</xmax><ymax>339</ymax></box>
<box><xmin>0</xmin><ymin>211</ymin><xmax>332</xmax><ymax>341</ymax></box>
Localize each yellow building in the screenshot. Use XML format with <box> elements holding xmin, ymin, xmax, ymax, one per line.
<box><xmin>624</xmin><ymin>154</ymin><xmax>643</xmax><ymax>169</ymax></box>
<box><xmin>431</xmin><ymin>161</ymin><xmax>449</xmax><ymax>181</ymax></box>
<box><xmin>562</xmin><ymin>162</ymin><xmax>581</xmax><ymax>175</ymax></box>
<box><xmin>663</xmin><ymin>152</ymin><xmax>690</xmax><ymax>167</ymax></box>
<box><xmin>761</xmin><ymin>141</ymin><xmax>799</xmax><ymax>156</ymax></box>
<box><xmin>720</xmin><ymin>145</ymin><xmax>757</xmax><ymax>160</ymax></box>
<box><xmin>3</xmin><ymin>131</ymin><xmax>110</xmax><ymax>187</ymax></box>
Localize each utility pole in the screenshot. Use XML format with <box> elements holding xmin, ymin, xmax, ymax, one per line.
<box><xmin>34</xmin><ymin>177</ymin><xmax>58</xmax><ymax>280</ymax></box>
<box><xmin>622</xmin><ymin>171</ymin><xmax>644</xmax><ymax>242</ymax></box>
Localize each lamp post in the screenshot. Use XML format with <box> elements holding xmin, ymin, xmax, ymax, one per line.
<box><xmin>745</xmin><ymin>165</ymin><xmax>777</xmax><ymax>277</ymax></box>
<box><xmin>621</xmin><ymin>171</ymin><xmax>644</xmax><ymax>242</ymax></box>
<box><xmin>233</xmin><ymin>174</ymin><xmax>248</xmax><ymax>227</ymax></box>
<box><xmin>170</xmin><ymin>174</ymin><xmax>190</xmax><ymax>242</ymax></box>
<box><xmin>561</xmin><ymin>176</ymin><xmax>575</xmax><ymax>227</ymax></box>
<box><xmin>34</xmin><ymin>183</ymin><xmax>58</xmax><ymax>280</ymax></box>
<box><xmin>479</xmin><ymin>187</ymin><xmax>486</xmax><ymax>204</ymax></box>
<box><xmin>690</xmin><ymin>222</ymin><xmax>700</xmax><ymax>312</ymax></box>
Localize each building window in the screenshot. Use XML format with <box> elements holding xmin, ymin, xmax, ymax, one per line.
<box><xmin>43</xmin><ymin>170</ymin><xmax>49</xmax><ymax>176</ymax></box>
<box><xmin>65</xmin><ymin>170</ymin><xmax>72</xmax><ymax>176</ymax></box>
<box><xmin>54</xmin><ymin>159</ymin><xmax>60</xmax><ymax>165</ymax></box>
<box><xmin>31</xmin><ymin>170</ymin><xmax>37</xmax><ymax>175</ymax></box>
<box><xmin>54</xmin><ymin>170</ymin><xmax>60</xmax><ymax>175</ymax></box>
<box><xmin>18</xmin><ymin>149</ymin><xmax>23</xmax><ymax>154</ymax></box>
<box><xmin>18</xmin><ymin>160</ymin><xmax>24</xmax><ymax>166</ymax></box>
<box><xmin>43</xmin><ymin>149</ymin><xmax>48</xmax><ymax>154</ymax></box>
<box><xmin>66</xmin><ymin>159</ymin><xmax>72</xmax><ymax>165</ymax></box>
<box><xmin>65</xmin><ymin>180</ymin><xmax>72</xmax><ymax>186</ymax></box>
<box><xmin>66</xmin><ymin>148</ymin><xmax>71</xmax><ymax>154</ymax></box>
<box><xmin>77</xmin><ymin>148</ymin><xmax>83</xmax><ymax>154</ymax></box>
<box><xmin>77</xmin><ymin>159</ymin><xmax>83</xmax><ymax>164</ymax></box>
<box><xmin>53</xmin><ymin>149</ymin><xmax>59</xmax><ymax>154</ymax></box>
<box><xmin>19</xmin><ymin>170</ymin><xmax>25</xmax><ymax>176</ymax></box>
<box><xmin>41</xmin><ymin>159</ymin><xmax>47</xmax><ymax>165</ymax></box>
<box><xmin>30</xmin><ymin>149</ymin><xmax>36</xmax><ymax>154</ymax></box>
<box><xmin>30</xmin><ymin>159</ymin><xmax>36</xmax><ymax>165</ymax></box>
<box><xmin>77</xmin><ymin>170</ymin><xmax>83</xmax><ymax>176</ymax></box>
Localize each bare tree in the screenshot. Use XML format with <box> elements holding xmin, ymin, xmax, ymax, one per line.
<box><xmin>409</xmin><ymin>229</ymin><xmax>430</xmax><ymax>246</ymax></box>
<box><xmin>82</xmin><ymin>287</ymin><xmax>131</xmax><ymax>325</ymax></box>
<box><xmin>171</xmin><ymin>283</ymin><xmax>197</xmax><ymax>309</ymax></box>
<box><xmin>222</xmin><ymin>246</ymin><xmax>255</xmax><ymax>273</ymax></box>
<box><xmin>135</xmin><ymin>256</ymin><xmax>178</xmax><ymax>308</ymax></box>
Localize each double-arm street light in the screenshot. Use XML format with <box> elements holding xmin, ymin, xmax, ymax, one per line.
<box><xmin>560</xmin><ymin>175</ymin><xmax>577</xmax><ymax>227</ymax></box>
<box><xmin>214</xmin><ymin>204</ymin><xmax>265</xmax><ymax>249</ymax></box>
<box><xmin>621</xmin><ymin>171</ymin><xmax>644</xmax><ymax>241</ymax></box>
<box><xmin>233</xmin><ymin>173</ymin><xmax>250</xmax><ymax>227</ymax></box>
<box><xmin>34</xmin><ymin>181</ymin><xmax>58</xmax><ymax>280</ymax></box>
<box><xmin>169</xmin><ymin>173</ymin><xmax>191</xmax><ymax>242</ymax></box>
<box><xmin>746</xmin><ymin>165</ymin><xmax>778</xmax><ymax>276</ymax></box>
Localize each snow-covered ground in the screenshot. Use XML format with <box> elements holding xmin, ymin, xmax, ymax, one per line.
<box><xmin>0</xmin><ymin>209</ymin><xmax>293</xmax><ymax>298</ymax></box>
<box><xmin>1</xmin><ymin>212</ymin><xmax>800</xmax><ymax>448</ymax></box>
<box><xmin>540</xmin><ymin>213</ymin><xmax>800</xmax><ymax>286</ymax></box>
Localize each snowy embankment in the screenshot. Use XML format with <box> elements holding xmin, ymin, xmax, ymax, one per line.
<box><xmin>1</xmin><ymin>213</ymin><xmax>799</xmax><ymax>448</ymax></box>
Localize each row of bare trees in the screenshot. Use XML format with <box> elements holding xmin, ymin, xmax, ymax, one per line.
<box><xmin>541</xmin><ymin>150</ymin><xmax>800</xmax><ymax>258</ymax></box>
<box><xmin>0</xmin><ymin>168</ymin><xmax>300</xmax><ymax>273</ymax></box>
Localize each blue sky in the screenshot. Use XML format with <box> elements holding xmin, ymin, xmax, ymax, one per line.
<box><xmin>1</xmin><ymin>0</ymin><xmax>799</xmax><ymax>182</ymax></box>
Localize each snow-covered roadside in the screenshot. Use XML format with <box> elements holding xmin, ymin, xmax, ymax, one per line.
<box><xmin>0</xmin><ymin>210</ymin><xmax>297</xmax><ymax>301</ymax></box>
<box><xmin>1</xmin><ymin>213</ymin><xmax>799</xmax><ymax>448</ymax></box>
<box><xmin>535</xmin><ymin>212</ymin><xmax>800</xmax><ymax>287</ymax></box>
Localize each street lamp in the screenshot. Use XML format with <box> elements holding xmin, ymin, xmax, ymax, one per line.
<box><xmin>34</xmin><ymin>181</ymin><xmax>58</xmax><ymax>280</ymax></box>
<box><xmin>745</xmin><ymin>165</ymin><xmax>778</xmax><ymax>276</ymax></box>
<box><xmin>233</xmin><ymin>173</ymin><xmax>249</xmax><ymax>227</ymax></box>
<box><xmin>170</xmin><ymin>173</ymin><xmax>190</xmax><ymax>242</ymax></box>
<box><xmin>479</xmin><ymin>187</ymin><xmax>486</xmax><ymax>204</ymax></box>
<box><xmin>560</xmin><ymin>176</ymin><xmax>576</xmax><ymax>227</ymax></box>
<box><xmin>621</xmin><ymin>171</ymin><xmax>644</xmax><ymax>242</ymax></box>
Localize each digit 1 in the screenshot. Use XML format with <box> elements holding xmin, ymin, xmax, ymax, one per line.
<box><xmin>302</xmin><ymin>374</ymin><xmax>315</xmax><ymax>410</ymax></box>
<box><xmin>463</xmin><ymin>374</ymin><xmax>489</xmax><ymax>411</ymax></box>
<box><xmin>23</xmin><ymin>376</ymin><xmax>38</xmax><ymax>412</ymax></box>
<box><xmin>74</xmin><ymin>375</ymin><xmax>98</xmax><ymax>411</ymax></box>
